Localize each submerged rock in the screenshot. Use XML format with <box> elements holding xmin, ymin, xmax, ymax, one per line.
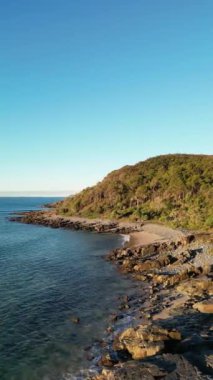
<box><xmin>70</xmin><ymin>316</ymin><xmax>80</xmax><ymax>324</ymax></box>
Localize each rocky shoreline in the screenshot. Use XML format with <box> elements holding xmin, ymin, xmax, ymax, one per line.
<box><xmin>11</xmin><ymin>211</ymin><xmax>213</xmax><ymax>379</ymax></box>
<box><xmin>93</xmin><ymin>234</ymin><xmax>213</xmax><ymax>377</ymax></box>
<box><xmin>10</xmin><ymin>210</ymin><xmax>145</xmax><ymax>234</ymax></box>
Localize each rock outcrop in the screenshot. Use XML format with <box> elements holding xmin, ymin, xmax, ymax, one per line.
<box><xmin>113</xmin><ymin>324</ymin><xmax>181</xmax><ymax>360</ymax></box>
<box><xmin>93</xmin><ymin>354</ymin><xmax>208</xmax><ymax>380</ymax></box>
<box><xmin>91</xmin><ymin>234</ymin><xmax>213</xmax><ymax>379</ymax></box>
<box><xmin>193</xmin><ymin>299</ymin><xmax>213</xmax><ymax>313</ymax></box>
<box><xmin>10</xmin><ymin>210</ymin><xmax>144</xmax><ymax>234</ymax></box>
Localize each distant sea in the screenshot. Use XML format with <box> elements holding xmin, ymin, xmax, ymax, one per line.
<box><xmin>0</xmin><ymin>198</ymin><xmax>131</xmax><ymax>380</ymax></box>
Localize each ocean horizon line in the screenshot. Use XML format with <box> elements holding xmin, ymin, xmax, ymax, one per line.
<box><xmin>0</xmin><ymin>191</ymin><xmax>76</xmax><ymax>197</ymax></box>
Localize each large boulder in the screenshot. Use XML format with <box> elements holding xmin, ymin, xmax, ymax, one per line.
<box><xmin>113</xmin><ymin>324</ymin><xmax>181</xmax><ymax>360</ymax></box>
<box><xmin>193</xmin><ymin>299</ymin><xmax>213</xmax><ymax>313</ymax></box>
<box><xmin>177</xmin><ymin>277</ymin><xmax>213</xmax><ymax>297</ymax></box>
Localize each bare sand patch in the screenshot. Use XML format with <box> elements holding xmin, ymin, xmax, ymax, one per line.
<box><xmin>129</xmin><ymin>223</ymin><xmax>184</xmax><ymax>247</ymax></box>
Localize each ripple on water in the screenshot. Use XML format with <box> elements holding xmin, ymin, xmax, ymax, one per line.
<box><xmin>0</xmin><ymin>198</ymin><xmax>132</xmax><ymax>380</ymax></box>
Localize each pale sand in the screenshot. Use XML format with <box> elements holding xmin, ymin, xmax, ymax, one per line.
<box><xmin>129</xmin><ymin>223</ymin><xmax>184</xmax><ymax>247</ymax></box>
<box><xmin>129</xmin><ymin>231</ymin><xmax>166</xmax><ymax>247</ymax></box>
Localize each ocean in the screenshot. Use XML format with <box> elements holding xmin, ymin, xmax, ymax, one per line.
<box><xmin>0</xmin><ymin>198</ymin><xmax>131</xmax><ymax>380</ymax></box>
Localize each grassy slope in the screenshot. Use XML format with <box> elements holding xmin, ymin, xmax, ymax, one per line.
<box><xmin>57</xmin><ymin>154</ymin><xmax>213</xmax><ymax>229</ymax></box>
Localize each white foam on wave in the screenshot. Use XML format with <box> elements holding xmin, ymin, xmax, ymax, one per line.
<box><xmin>120</xmin><ymin>234</ymin><xmax>130</xmax><ymax>246</ymax></box>
<box><xmin>62</xmin><ymin>367</ymin><xmax>98</xmax><ymax>380</ymax></box>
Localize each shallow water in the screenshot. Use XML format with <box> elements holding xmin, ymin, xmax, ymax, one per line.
<box><xmin>0</xmin><ymin>198</ymin><xmax>132</xmax><ymax>380</ymax></box>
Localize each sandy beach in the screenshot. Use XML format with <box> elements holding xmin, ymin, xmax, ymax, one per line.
<box><xmin>129</xmin><ymin>222</ymin><xmax>184</xmax><ymax>247</ymax></box>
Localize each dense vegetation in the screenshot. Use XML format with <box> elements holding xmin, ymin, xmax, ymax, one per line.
<box><xmin>57</xmin><ymin>154</ymin><xmax>213</xmax><ymax>229</ymax></box>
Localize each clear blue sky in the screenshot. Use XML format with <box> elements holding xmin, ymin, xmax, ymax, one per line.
<box><xmin>1</xmin><ymin>0</ymin><xmax>212</xmax><ymax>194</ymax></box>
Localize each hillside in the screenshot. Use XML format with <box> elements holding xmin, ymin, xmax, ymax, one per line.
<box><xmin>57</xmin><ymin>154</ymin><xmax>213</xmax><ymax>229</ymax></box>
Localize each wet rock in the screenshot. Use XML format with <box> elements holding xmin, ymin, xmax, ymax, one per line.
<box><xmin>98</xmin><ymin>353</ymin><xmax>118</xmax><ymax>367</ymax></box>
<box><xmin>106</xmin><ymin>326</ymin><xmax>114</xmax><ymax>333</ymax></box>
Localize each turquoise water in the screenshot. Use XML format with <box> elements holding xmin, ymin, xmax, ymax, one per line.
<box><xmin>0</xmin><ymin>198</ymin><xmax>131</xmax><ymax>380</ymax></box>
